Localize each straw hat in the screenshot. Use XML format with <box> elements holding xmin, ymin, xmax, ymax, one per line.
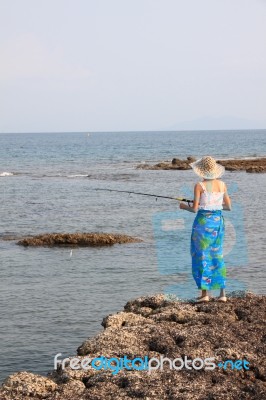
<box><xmin>190</xmin><ymin>156</ymin><xmax>225</xmax><ymax>179</ymax></box>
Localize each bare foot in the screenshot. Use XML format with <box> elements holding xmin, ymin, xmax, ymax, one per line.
<box><xmin>217</xmin><ymin>296</ymin><xmax>227</xmax><ymax>302</ymax></box>
<box><xmin>196</xmin><ymin>295</ymin><xmax>209</xmax><ymax>303</ymax></box>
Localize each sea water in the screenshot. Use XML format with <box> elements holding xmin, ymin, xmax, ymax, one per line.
<box><xmin>0</xmin><ymin>130</ymin><xmax>265</xmax><ymax>382</ymax></box>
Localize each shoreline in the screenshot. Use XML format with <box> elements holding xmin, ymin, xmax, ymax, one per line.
<box><xmin>1</xmin><ymin>292</ymin><xmax>265</xmax><ymax>399</ymax></box>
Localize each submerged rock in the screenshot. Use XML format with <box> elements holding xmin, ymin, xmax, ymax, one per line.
<box><xmin>17</xmin><ymin>232</ymin><xmax>142</xmax><ymax>247</ymax></box>
<box><xmin>0</xmin><ymin>292</ymin><xmax>265</xmax><ymax>399</ymax></box>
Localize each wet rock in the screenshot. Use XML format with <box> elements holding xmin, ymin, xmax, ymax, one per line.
<box><xmin>17</xmin><ymin>232</ymin><xmax>142</xmax><ymax>247</ymax></box>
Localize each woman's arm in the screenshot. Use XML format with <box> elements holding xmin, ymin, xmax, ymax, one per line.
<box><xmin>222</xmin><ymin>183</ymin><xmax>232</xmax><ymax>211</ymax></box>
<box><xmin>179</xmin><ymin>183</ymin><xmax>200</xmax><ymax>213</ymax></box>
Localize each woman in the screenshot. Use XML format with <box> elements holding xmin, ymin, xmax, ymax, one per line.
<box><xmin>179</xmin><ymin>156</ymin><xmax>231</xmax><ymax>303</ymax></box>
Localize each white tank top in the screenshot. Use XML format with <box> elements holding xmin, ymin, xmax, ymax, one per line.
<box><xmin>198</xmin><ymin>181</ymin><xmax>224</xmax><ymax>211</ymax></box>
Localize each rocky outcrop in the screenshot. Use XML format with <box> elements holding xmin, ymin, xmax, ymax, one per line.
<box><xmin>137</xmin><ymin>157</ymin><xmax>194</xmax><ymax>170</ymax></box>
<box><xmin>17</xmin><ymin>232</ymin><xmax>142</xmax><ymax>247</ymax></box>
<box><xmin>220</xmin><ymin>158</ymin><xmax>266</xmax><ymax>172</ymax></box>
<box><xmin>1</xmin><ymin>372</ymin><xmax>57</xmax><ymax>399</ymax></box>
<box><xmin>137</xmin><ymin>157</ymin><xmax>266</xmax><ymax>173</ymax></box>
<box><xmin>0</xmin><ymin>292</ymin><xmax>265</xmax><ymax>399</ymax></box>
<box><xmin>246</xmin><ymin>166</ymin><xmax>266</xmax><ymax>173</ymax></box>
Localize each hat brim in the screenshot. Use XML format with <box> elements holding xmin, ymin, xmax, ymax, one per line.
<box><xmin>189</xmin><ymin>160</ymin><xmax>225</xmax><ymax>179</ymax></box>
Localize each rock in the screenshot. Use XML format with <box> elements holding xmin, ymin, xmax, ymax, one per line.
<box><xmin>124</xmin><ymin>294</ymin><xmax>167</xmax><ymax>311</ymax></box>
<box><xmin>101</xmin><ymin>311</ymin><xmax>153</xmax><ymax>329</ymax></box>
<box><xmin>246</xmin><ymin>166</ymin><xmax>266</xmax><ymax>173</ymax></box>
<box><xmin>176</xmin><ymin>164</ymin><xmax>189</xmax><ymax>170</ymax></box>
<box><xmin>1</xmin><ymin>372</ymin><xmax>57</xmax><ymax>398</ymax></box>
<box><xmin>226</xmin><ymin>166</ymin><xmax>238</xmax><ymax>171</ymax></box>
<box><xmin>1</xmin><ymin>292</ymin><xmax>265</xmax><ymax>399</ymax></box>
<box><xmin>218</xmin><ymin>158</ymin><xmax>266</xmax><ymax>172</ymax></box>
<box><xmin>136</xmin><ymin>157</ymin><xmax>266</xmax><ymax>172</ymax></box>
<box><xmin>57</xmin><ymin>379</ymin><xmax>85</xmax><ymax>397</ymax></box>
<box><xmin>17</xmin><ymin>232</ymin><xmax>142</xmax><ymax>247</ymax></box>
<box><xmin>171</xmin><ymin>158</ymin><xmax>182</xmax><ymax>165</ymax></box>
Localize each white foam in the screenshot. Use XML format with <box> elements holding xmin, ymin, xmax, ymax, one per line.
<box><xmin>0</xmin><ymin>172</ymin><xmax>14</xmax><ymax>177</ymax></box>
<box><xmin>67</xmin><ymin>174</ymin><xmax>88</xmax><ymax>178</ymax></box>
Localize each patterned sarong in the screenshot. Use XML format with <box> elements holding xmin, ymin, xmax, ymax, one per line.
<box><xmin>191</xmin><ymin>209</ymin><xmax>226</xmax><ymax>290</ymax></box>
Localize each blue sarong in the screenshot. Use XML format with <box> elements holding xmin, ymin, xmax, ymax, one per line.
<box><xmin>191</xmin><ymin>210</ymin><xmax>226</xmax><ymax>290</ymax></box>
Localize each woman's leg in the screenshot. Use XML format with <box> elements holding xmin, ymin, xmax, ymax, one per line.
<box><xmin>196</xmin><ymin>289</ymin><xmax>209</xmax><ymax>302</ymax></box>
<box><xmin>218</xmin><ymin>288</ymin><xmax>227</xmax><ymax>302</ymax></box>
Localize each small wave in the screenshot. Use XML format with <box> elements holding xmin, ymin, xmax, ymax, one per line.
<box><xmin>218</xmin><ymin>155</ymin><xmax>265</xmax><ymax>161</ymax></box>
<box><xmin>67</xmin><ymin>174</ymin><xmax>89</xmax><ymax>178</ymax></box>
<box><xmin>86</xmin><ymin>173</ymin><xmax>137</xmax><ymax>181</ymax></box>
<box><xmin>0</xmin><ymin>172</ymin><xmax>14</xmax><ymax>177</ymax></box>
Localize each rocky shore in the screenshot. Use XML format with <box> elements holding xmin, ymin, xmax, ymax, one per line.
<box><xmin>1</xmin><ymin>292</ymin><xmax>265</xmax><ymax>399</ymax></box>
<box><xmin>16</xmin><ymin>232</ymin><xmax>141</xmax><ymax>247</ymax></box>
<box><xmin>137</xmin><ymin>157</ymin><xmax>266</xmax><ymax>173</ymax></box>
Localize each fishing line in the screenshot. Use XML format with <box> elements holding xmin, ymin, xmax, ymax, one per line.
<box><xmin>90</xmin><ymin>188</ymin><xmax>193</xmax><ymax>205</ymax></box>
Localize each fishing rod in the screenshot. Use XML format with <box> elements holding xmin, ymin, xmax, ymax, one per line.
<box><xmin>92</xmin><ymin>188</ymin><xmax>193</xmax><ymax>205</ymax></box>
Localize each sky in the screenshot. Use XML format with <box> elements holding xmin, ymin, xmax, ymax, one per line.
<box><xmin>0</xmin><ymin>0</ymin><xmax>266</xmax><ymax>132</ymax></box>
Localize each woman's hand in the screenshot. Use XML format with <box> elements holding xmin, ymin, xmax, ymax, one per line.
<box><xmin>179</xmin><ymin>202</ymin><xmax>187</xmax><ymax>210</ymax></box>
